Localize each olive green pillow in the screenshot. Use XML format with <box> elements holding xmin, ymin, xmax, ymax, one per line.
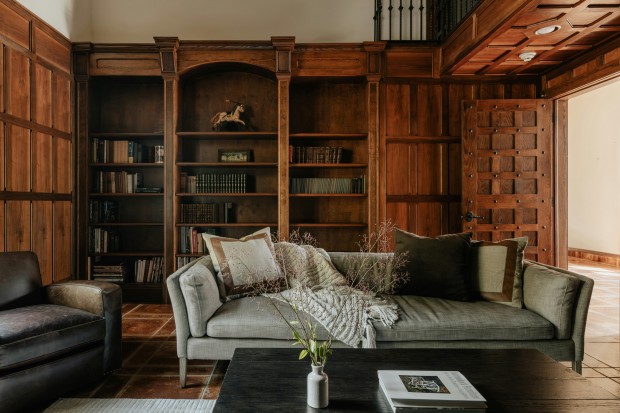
<box><xmin>394</xmin><ymin>229</ymin><xmax>473</xmax><ymax>301</ymax></box>
<box><xmin>470</xmin><ymin>237</ymin><xmax>528</xmax><ymax>308</ymax></box>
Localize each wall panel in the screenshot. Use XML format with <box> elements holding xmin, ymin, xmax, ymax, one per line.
<box><xmin>32</xmin><ymin>132</ymin><xmax>53</xmax><ymax>192</ymax></box>
<box><xmin>32</xmin><ymin>201</ymin><xmax>53</xmax><ymax>284</ymax></box>
<box><xmin>53</xmin><ymin>75</ymin><xmax>71</xmax><ymax>133</ymax></box>
<box><xmin>6</xmin><ymin>200</ymin><xmax>30</xmax><ymax>251</ymax></box>
<box><xmin>35</xmin><ymin>63</ymin><xmax>53</xmax><ymax>127</ymax></box>
<box><xmin>0</xmin><ymin>202</ymin><xmax>4</xmax><ymax>251</ymax></box>
<box><xmin>0</xmin><ymin>122</ymin><xmax>4</xmax><ymax>190</ymax></box>
<box><xmin>6</xmin><ymin>124</ymin><xmax>30</xmax><ymax>191</ymax></box>
<box><xmin>53</xmin><ymin>136</ymin><xmax>71</xmax><ymax>193</ymax></box>
<box><xmin>53</xmin><ymin>201</ymin><xmax>71</xmax><ymax>281</ymax></box>
<box><xmin>6</xmin><ymin>47</ymin><xmax>30</xmax><ymax>119</ymax></box>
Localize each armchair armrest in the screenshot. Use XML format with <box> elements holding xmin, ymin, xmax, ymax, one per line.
<box><xmin>46</xmin><ymin>280</ymin><xmax>122</xmax><ymax>373</ymax></box>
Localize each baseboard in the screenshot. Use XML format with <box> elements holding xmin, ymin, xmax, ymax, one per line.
<box><xmin>568</xmin><ymin>248</ymin><xmax>620</xmax><ymax>268</ymax></box>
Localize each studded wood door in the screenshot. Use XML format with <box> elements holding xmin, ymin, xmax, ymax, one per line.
<box><xmin>462</xmin><ymin>100</ymin><xmax>554</xmax><ymax>264</ymax></box>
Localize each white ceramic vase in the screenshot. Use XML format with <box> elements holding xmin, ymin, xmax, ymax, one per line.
<box><xmin>307</xmin><ymin>364</ymin><xmax>329</xmax><ymax>408</ymax></box>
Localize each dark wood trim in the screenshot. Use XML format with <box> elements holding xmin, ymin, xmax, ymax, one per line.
<box><xmin>554</xmin><ymin>98</ymin><xmax>568</xmax><ymax>269</ymax></box>
<box><xmin>0</xmin><ymin>192</ymin><xmax>72</xmax><ymax>201</ymax></box>
<box><xmin>0</xmin><ymin>113</ymin><xmax>72</xmax><ymax>140</ymax></box>
<box><xmin>569</xmin><ymin>248</ymin><xmax>620</xmax><ymax>268</ymax></box>
<box><xmin>386</xmin><ymin>136</ymin><xmax>461</xmax><ymax>144</ymax></box>
<box><xmin>387</xmin><ymin>195</ymin><xmax>461</xmax><ymax>203</ymax></box>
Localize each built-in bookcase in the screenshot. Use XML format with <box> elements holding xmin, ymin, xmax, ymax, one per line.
<box><xmin>86</xmin><ymin>76</ymin><xmax>165</xmax><ymax>302</ymax></box>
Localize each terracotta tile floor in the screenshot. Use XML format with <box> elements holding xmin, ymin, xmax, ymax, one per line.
<box><xmin>57</xmin><ymin>258</ymin><xmax>619</xmax><ymax>404</ymax></box>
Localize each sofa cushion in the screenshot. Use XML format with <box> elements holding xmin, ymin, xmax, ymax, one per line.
<box><xmin>470</xmin><ymin>237</ymin><xmax>528</xmax><ymax>308</ymax></box>
<box><xmin>202</xmin><ymin>228</ymin><xmax>282</xmax><ymax>300</ymax></box>
<box><xmin>180</xmin><ymin>260</ymin><xmax>223</xmax><ymax>338</ymax></box>
<box><xmin>394</xmin><ymin>229</ymin><xmax>473</xmax><ymax>301</ymax></box>
<box><xmin>206</xmin><ymin>296</ymin><xmax>330</xmax><ymax>340</ymax></box>
<box><xmin>523</xmin><ymin>263</ymin><xmax>580</xmax><ymax>339</ymax></box>
<box><xmin>373</xmin><ymin>295</ymin><xmax>554</xmax><ymax>341</ymax></box>
<box><xmin>0</xmin><ymin>304</ymin><xmax>105</xmax><ymax>370</ymax></box>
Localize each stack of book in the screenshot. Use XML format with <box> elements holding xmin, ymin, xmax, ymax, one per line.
<box><xmin>91</xmin><ymin>263</ymin><xmax>128</xmax><ymax>283</ymax></box>
<box><xmin>93</xmin><ymin>171</ymin><xmax>143</xmax><ymax>193</ymax></box>
<box><xmin>378</xmin><ymin>370</ymin><xmax>487</xmax><ymax>412</ymax></box>
<box><xmin>290</xmin><ymin>176</ymin><xmax>366</xmax><ymax>194</ymax></box>
<box><xmin>179</xmin><ymin>173</ymin><xmax>247</xmax><ymax>193</ymax></box>
<box><xmin>91</xmin><ymin>139</ymin><xmax>148</xmax><ymax>163</ymax></box>
<box><xmin>180</xmin><ymin>203</ymin><xmax>219</xmax><ymax>223</ymax></box>
<box><xmin>89</xmin><ymin>200</ymin><xmax>118</xmax><ymax>223</ymax></box>
<box><xmin>289</xmin><ymin>146</ymin><xmax>345</xmax><ymax>164</ymax></box>
<box><xmin>89</xmin><ymin>228</ymin><xmax>120</xmax><ymax>253</ymax></box>
<box><xmin>134</xmin><ymin>257</ymin><xmax>163</xmax><ymax>283</ymax></box>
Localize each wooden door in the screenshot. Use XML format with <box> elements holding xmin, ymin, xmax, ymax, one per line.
<box><xmin>461</xmin><ymin>100</ymin><xmax>554</xmax><ymax>264</ymax></box>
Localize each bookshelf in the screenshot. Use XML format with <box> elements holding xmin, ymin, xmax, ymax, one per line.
<box><xmin>86</xmin><ymin>76</ymin><xmax>166</xmax><ymax>302</ymax></box>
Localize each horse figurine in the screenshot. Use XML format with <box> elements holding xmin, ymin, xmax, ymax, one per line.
<box><xmin>211</xmin><ymin>100</ymin><xmax>246</xmax><ymax>131</ymax></box>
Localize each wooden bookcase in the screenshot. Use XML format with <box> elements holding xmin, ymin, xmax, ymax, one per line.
<box><xmin>86</xmin><ymin>76</ymin><xmax>165</xmax><ymax>302</ymax></box>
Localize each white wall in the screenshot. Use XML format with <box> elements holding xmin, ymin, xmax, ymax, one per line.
<box><xmin>17</xmin><ymin>0</ymin><xmax>91</xmax><ymax>41</ymax></box>
<box><xmin>17</xmin><ymin>0</ymin><xmax>375</xmax><ymax>43</ymax></box>
<box><xmin>568</xmin><ymin>81</ymin><xmax>620</xmax><ymax>255</ymax></box>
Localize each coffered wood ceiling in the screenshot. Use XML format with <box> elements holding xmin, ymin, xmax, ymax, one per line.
<box><xmin>444</xmin><ymin>0</ymin><xmax>620</xmax><ymax>76</ymax></box>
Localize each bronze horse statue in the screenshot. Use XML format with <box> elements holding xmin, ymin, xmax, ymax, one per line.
<box><xmin>211</xmin><ymin>100</ymin><xmax>246</xmax><ymax>130</ymax></box>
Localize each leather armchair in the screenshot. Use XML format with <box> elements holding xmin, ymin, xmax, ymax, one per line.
<box><xmin>0</xmin><ymin>252</ymin><xmax>122</xmax><ymax>413</ymax></box>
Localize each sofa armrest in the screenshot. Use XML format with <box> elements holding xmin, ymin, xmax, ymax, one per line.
<box><xmin>45</xmin><ymin>280</ymin><xmax>122</xmax><ymax>373</ymax></box>
<box><xmin>522</xmin><ymin>261</ymin><xmax>594</xmax><ymax>364</ymax></box>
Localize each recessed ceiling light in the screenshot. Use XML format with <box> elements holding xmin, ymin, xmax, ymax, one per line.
<box><xmin>535</xmin><ymin>25</ymin><xmax>561</xmax><ymax>35</ymax></box>
<box><xmin>519</xmin><ymin>52</ymin><xmax>537</xmax><ymax>62</ymax></box>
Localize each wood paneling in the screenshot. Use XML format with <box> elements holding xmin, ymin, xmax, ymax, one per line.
<box><xmin>384</xmin><ymin>49</ymin><xmax>438</xmax><ymax>78</ymax></box>
<box><xmin>34</xmin><ymin>26</ymin><xmax>71</xmax><ymax>73</ymax></box>
<box><xmin>32</xmin><ymin>132</ymin><xmax>52</xmax><ymax>192</ymax></box>
<box><xmin>53</xmin><ymin>74</ymin><xmax>71</xmax><ymax>133</ymax></box>
<box><xmin>6</xmin><ymin>124</ymin><xmax>30</xmax><ymax>191</ymax></box>
<box><xmin>90</xmin><ymin>52</ymin><xmax>161</xmax><ymax>76</ymax></box>
<box><xmin>0</xmin><ymin>2</ymin><xmax>30</xmax><ymax>50</ymax></box>
<box><xmin>0</xmin><ymin>122</ymin><xmax>4</xmax><ymax>191</ymax></box>
<box><xmin>0</xmin><ymin>45</ymin><xmax>4</xmax><ymax>113</ymax></box>
<box><xmin>293</xmin><ymin>49</ymin><xmax>366</xmax><ymax>77</ymax></box>
<box><xmin>35</xmin><ymin>63</ymin><xmax>53</xmax><ymax>127</ymax></box>
<box><xmin>53</xmin><ymin>201</ymin><xmax>71</xmax><ymax>281</ymax></box>
<box><xmin>0</xmin><ymin>202</ymin><xmax>4</xmax><ymax>251</ymax></box>
<box><xmin>6</xmin><ymin>200</ymin><xmax>30</xmax><ymax>250</ymax></box>
<box><xmin>6</xmin><ymin>47</ymin><xmax>30</xmax><ymax>119</ymax></box>
<box><xmin>53</xmin><ymin>136</ymin><xmax>71</xmax><ymax>194</ymax></box>
<box><xmin>32</xmin><ymin>201</ymin><xmax>53</xmax><ymax>284</ymax></box>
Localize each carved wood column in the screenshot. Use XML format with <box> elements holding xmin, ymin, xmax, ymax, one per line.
<box><xmin>155</xmin><ymin>37</ymin><xmax>179</xmax><ymax>301</ymax></box>
<box><xmin>72</xmin><ymin>43</ymin><xmax>92</xmax><ymax>279</ymax></box>
<box><xmin>364</xmin><ymin>42</ymin><xmax>385</xmax><ymax>240</ymax></box>
<box><xmin>272</xmin><ymin>37</ymin><xmax>295</xmax><ymax>240</ymax></box>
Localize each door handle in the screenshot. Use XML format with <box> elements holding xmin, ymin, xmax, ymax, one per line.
<box><xmin>462</xmin><ymin>211</ymin><xmax>483</xmax><ymax>222</ymax></box>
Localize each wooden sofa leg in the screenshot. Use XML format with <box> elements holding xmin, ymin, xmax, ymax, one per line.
<box><xmin>572</xmin><ymin>360</ymin><xmax>582</xmax><ymax>374</ymax></box>
<box><xmin>179</xmin><ymin>357</ymin><xmax>188</xmax><ymax>388</ymax></box>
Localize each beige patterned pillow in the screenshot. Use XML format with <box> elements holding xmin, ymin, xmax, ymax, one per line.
<box><xmin>202</xmin><ymin>228</ymin><xmax>282</xmax><ymax>300</ymax></box>
<box><xmin>470</xmin><ymin>237</ymin><xmax>528</xmax><ymax>308</ymax></box>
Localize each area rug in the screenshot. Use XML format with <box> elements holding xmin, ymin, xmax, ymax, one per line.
<box><xmin>44</xmin><ymin>398</ymin><xmax>216</xmax><ymax>412</ymax></box>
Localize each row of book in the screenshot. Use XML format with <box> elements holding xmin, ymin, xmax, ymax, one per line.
<box><xmin>93</xmin><ymin>171</ymin><xmax>142</xmax><ymax>193</ymax></box>
<box><xmin>177</xmin><ymin>256</ymin><xmax>199</xmax><ymax>269</ymax></box>
<box><xmin>91</xmin><ymin>263</ymin><xmax>128</xmax><ymax>283</ymax></box>
<box><xmin>91</xmin><ymin>139</ymin><xmax>160</xmax><ymax>164</ymax></box>
<box><xmin>289</xmin><ymin>146</ymin><xmax>346</xmax><ymax>164</ymax></box>
<box><xmin>178</xmin><ymin>227</ymin><xmax>217</xmax><ymax>254</ymax></box>
<box><xmin>179</xmin><ymin>173</ymin><xmax>248</xmax><ymax>193</ymax></box>
<box><xmin>180</xmin><ymin>203</ymin><xmax>234</xmax><ymax>223</ymax></box>
<box><xmin>90</xmin><ymin>200</ymin><xmax>118</xmax><ymax>223</ymax></box>
<box><xmin>135</xmin><ymin>257</ymin><xmax>164</xmax><ymax>283</ymax></box>
<box><xmin>290</xmin><ymin>176</ymin><xmax>366</xmax><ymax>194</ymax></box>
<box><xmin>89</xmin><ymin>228</ymin><xmax>120</xmax><ymax>253</ymax></box>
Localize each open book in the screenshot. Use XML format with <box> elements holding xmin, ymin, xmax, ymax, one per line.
<box><xmin>378</xmin><ymin>370</ymin><xmax>487</xmax><ymax>412</ymax></box>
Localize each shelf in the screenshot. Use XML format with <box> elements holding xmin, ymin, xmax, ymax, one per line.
<box><xmin>176</xmin><ymin>162</ymin><xmax>277</xmax><ymax>167</ymax></box>
<box><xmin>290</xmin><ymin>223</ymin><xmax>368</xmax><ymax>228</ymax></box>
<box><xmin>90</xmin><ymin>193</ymin><xmax>164</xmax><ymax>197</ymax></box>
<box><xmin>90</xmin><ymin>132</ymin><xmax>164</xmax><ymax>138</ymax></box>
<box><xmin>91</xmin><ymin>222</ymin><xmax>164</xmax><ymax>227</ymax></box>
<box><xmin>88</xmin><ymin>252</ymin><xmax>163</xmax><ymax>257</ymax></box>
<box><xmin>290</xmin><ymin>193</ymin><xmax>367</xmax><ymax>197</ymax></box>
<box><xmin>176</xmin><ymin>193</ymin><xmax>277</xmax><ymax>197</ymax></box>
<box><xmin>177</xmin><ymin>131</ymin><xmax>278</xmax><ymax>139</ymax></box>
<box><xmin>290</xmin><ymin>133</ymin><xmax>367</xmax><ymax>140</ymax></box>
<box><xmin>290</xmin><ymin>163</ymin><xmax>367</xmax><ymax>168</ymax></box>
<box><xmin>90</xmin><ymin>163</ymin><xmax>164</xmax><ymax>167</ymax></box>
<box><xmin>176</xmin><ymin>253</ymin><xmax>204</xmax><ymax>258</ymax></box>
<box><xmin>176</xmin><ymin>223</ymin><xmax>276</xmax><ymax>227</ymax></box>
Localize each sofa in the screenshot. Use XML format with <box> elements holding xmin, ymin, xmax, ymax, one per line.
<box><xmin>0</xmin><ymin>252</ymin><xmax>122</xmax><ymax>413</ymax></box>
<box><xmin>167</xmin><ymin>249</ymin><xmax>593</xmax><ymax>388</ymax></box>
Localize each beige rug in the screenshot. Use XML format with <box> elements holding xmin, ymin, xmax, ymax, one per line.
<box><xmin>44</xmin><ymin>398</ymin><xmax>216</xmax><ymax>412</ymax></box>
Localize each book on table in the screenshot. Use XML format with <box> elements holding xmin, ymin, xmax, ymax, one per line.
<box><xmin>378</xmin><ymin>370</ymin><xmax>487</xmax><ymax>412</ymax></box>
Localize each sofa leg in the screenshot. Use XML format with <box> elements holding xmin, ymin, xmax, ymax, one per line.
<box><xmin>572</xmin><ymin>360</ymin><xmax>582</xmax><ymax>374</ymax></box>
<box><xmin>179</xmin><ymin>357</ymin><xmax>188</xmax><ymax>388</ymax></box>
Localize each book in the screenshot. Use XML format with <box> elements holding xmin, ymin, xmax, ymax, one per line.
<box><xmin>378</xmin><ymin>370</ymin><xmax>486</xmax><ymax>412</ymax></box>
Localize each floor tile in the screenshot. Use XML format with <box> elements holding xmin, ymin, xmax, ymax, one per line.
<box><xmin>122</xmin><ymin>318</ymin><xmax>169</xmax><ymax>338</ymax></box>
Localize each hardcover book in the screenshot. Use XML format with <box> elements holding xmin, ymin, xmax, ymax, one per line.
<box><xmin>378</xmin><ymin>370</ymin><xmax>487</xmax><ymax>412</ymax></box>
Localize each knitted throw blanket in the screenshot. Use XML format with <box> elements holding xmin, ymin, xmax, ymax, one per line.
<box><xmin>266</xmin><ymin>242</ymin><xmax>399</xmax><ymax>348</ymax></box>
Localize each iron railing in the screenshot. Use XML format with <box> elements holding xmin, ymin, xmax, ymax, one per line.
<box><xmin>374</xmin><ymin>0</ymin><xmax>481</xmax><ymax>41</ymax></box>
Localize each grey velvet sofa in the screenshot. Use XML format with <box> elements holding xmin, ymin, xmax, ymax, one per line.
<box><xmin>167</xmin><ymin>252</ymin><xmax>593</xmax><ymax>388</ymax></box>
<box><xmin>0</xmin><ymin>252</ymin><xmax>122</xmax><ymax>413</ymax></box>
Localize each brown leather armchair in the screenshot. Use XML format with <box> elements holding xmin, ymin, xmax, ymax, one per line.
<box><xmin>0</xmin><ymin>252</ymin><xmax>122</xmax><ymax>412</ymax></box>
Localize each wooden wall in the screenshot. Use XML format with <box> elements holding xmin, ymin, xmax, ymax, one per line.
<box><xmin>0</xmin><ymin>0</ymin><xmax>73</xmax><ymax>284</ymax></box>
<box><xmin>380</xmin><ymin>78</ymin><xmax>539</xmax><ymax>240</ymax></box>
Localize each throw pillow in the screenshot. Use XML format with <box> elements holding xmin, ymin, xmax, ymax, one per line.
<box><xmin>523</xmin><ymin>262</ymin><xmax>580</xmax><ymax>339</ymax></box>
<box><xmin>179</xmin><ymin>260</ymin><xmax>222</xmax><ymax>337</ymax></box>
<box><xmin>470</xmin><ymin>237</ymin><xmax>528</xmax><ymax>308</ymax></box>
<box><xmin>394</xmin><ymin>228</ymin><xmax>473</xmax><ymax>301</ymax></box>
<box><xmin>202</xmin><ymin>228</ymin><xmax>282</xmax><ymax>300</ymax></box>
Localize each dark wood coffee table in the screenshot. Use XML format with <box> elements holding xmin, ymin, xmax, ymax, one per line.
<box><xmin>212</xmin><ymin>348</ymin><xmax>620</xmax><ymax>413</ymax></box>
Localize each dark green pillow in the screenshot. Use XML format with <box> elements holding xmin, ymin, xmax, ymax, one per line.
<box><xmin>394</xmin><ymin>229</ymin><xmax>473</xmax><ymax>301</ymax></box>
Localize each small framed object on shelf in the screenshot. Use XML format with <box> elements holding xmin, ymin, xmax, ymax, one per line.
<box><xmin>218</xmin><ymin>149</ymin><xmax>251</xmax><ymax>163</ymax></box>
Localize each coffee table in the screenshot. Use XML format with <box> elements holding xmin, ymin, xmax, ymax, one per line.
<box><xmin>212</xmin><ymin>348</ymin><xmax>620</xmax><ymax>412</ymax></box>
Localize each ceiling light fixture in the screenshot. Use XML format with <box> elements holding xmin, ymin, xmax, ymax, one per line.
<box><xmin>519</xmin><ymin>51</ymin><xmax>537</xmax><ymax>62</ymax></box>
<box><xmin>535</xmin><ymin>25</ymin><xmax>561</xmax><ymax>35</ymax></box>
